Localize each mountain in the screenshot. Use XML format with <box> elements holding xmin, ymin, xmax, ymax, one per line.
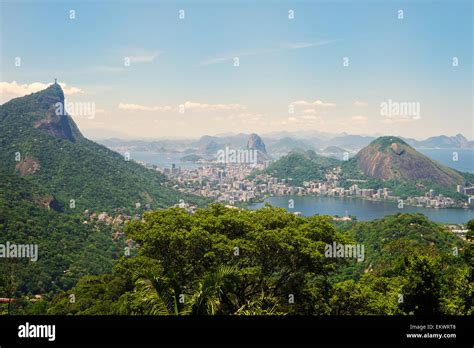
<box><xmin>262</xmin><ymin>150</ymin><xmax>340</xmax><ymax>186</ymax></box>
<box><xmin>322</xmin><ymin>146</ymin><xmax>347</xmax><ymax>154</ymax></box>
<box><xmin>194</xmin><ymin>134</ymin><xmax>251</xmax><ymax>155</ymax></box>
<box><xmin>96</xmin><ymin>132</ymin><xmax>474</xmax><ymax>158</ymax></box>
<box><xmin>246</xmin><ymin>133</ymin><xmax>267</xmax><ymax>154</ymax></box>
<box><xmin>196</xmin><ymin>135</ymin><xmax>220</xmax><ymax>147</ymax></box>
<box><xmin>198</xmin><ymin>139</ymin><xmax>221</xmax><ymax>155</ymax></box>
<box><xmin>263</xmin><ymin>129</ymin><xmax>334</xmax><ymax>141</ymax></box>
<box><xmin>99</xmin><ymin>138</ymin><xmax>192</xmax><ymax>153</ymax></box>
<box><xmin>246</xmin><ymin>133</ymin><xmax>273</xmax><ymax>163</ymax></box>
<box><xmin>196</xmin><ymin>133</ymin><xmax>249</xmax><ymax>148</ymax></box>
<box><xmin>266</xmin><ymin>137</ymin><xmax>314</xmax><ymax>155</ymax></box>
<box><xmin>324</xmin><ymin>134</ymin><xmax>375</xmax><ymax>150</ymax></box>
<box><xmin>405</xmin><ymin>134</ymin><xmax>474</xmax><ymax>149</ymax></box>
<box><xmin>0</xmin><ymin>83</ymin><xmax>205</xmax><ymax>212</ymax></box>
<box><xmin>353</xmin><ymin>136</ymin><xmax>466</xmax><ymax>188</ymax></box>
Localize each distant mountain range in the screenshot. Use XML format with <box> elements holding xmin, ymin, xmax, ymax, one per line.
<box><xmin>403</xmin><ymin>134</ymin><xmax>473</xmax><ymax>149</ymax></box>
<box><xmin>98</xmin><ymin>132</ymin><xmax>474</xmax><ymax>160</ymax></box>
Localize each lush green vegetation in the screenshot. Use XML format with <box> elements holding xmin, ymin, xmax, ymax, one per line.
<box><xmin>0</xmin><ymin>170</ymin><xmax>123</xmax><ymax>313</ymax></box>
<box><xmin>0</xmin><ymin>84</ymin><xmax>210</xmax><ymax>314</ymax></box>
<box><xmin>10</xmin><ymin>206</ymin><xmax>470</xmax><ymax>316</ymax></box>
<box><xmin>251</xmin><ymin>146</ymin><xmax>470</xmax><ymax>200</ymax></box>
<box><xmin>0</xmin><ymin>85</ymin><xmax>208</xmax><ymax>213</ymax></box>
<box><xmin>256</xmin><ymin>150</ymin><xmax>341</xmax><ymax>186</ymax></box>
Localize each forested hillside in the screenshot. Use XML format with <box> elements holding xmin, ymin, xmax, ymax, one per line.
<box><xmin>0</xmin><ymin>170</ymin><xmax>122</xmax><ymax>309</ymax></box>
<box><xmin>0</xmin><ymin>85</ymin><xmax>209</xmax><ymax>314</ymax></box>
<box><xmin>0</xmin><ymin>84</ymin><xmax>207</xmax><ymax>212</ymax></box>
<box><xmin>260</xmin><ymin>150</ymin><xmax>340</xmax><ymax>186</ymax></box>
<box><xmin>17</xmin><ymin>205</ymin><xmax>469</xmax><ymax>316</ymax></box>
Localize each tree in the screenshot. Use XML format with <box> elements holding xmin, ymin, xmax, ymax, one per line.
<box><xmin>398</xmin><ymin>256</ymin><xmax>441</xmax><ymax>315</ymax></box>
<box><xmin>128</xmin><ymin>265</ymin><xmax>239</xmax><ymax>315</ymax></box>
<box><xmin>466</xmin><ymin>219</ymin><xmax>474</xmax><ymax>241</ymax></box>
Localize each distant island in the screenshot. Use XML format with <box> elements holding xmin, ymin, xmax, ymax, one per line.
<box><xmin>180</xmin><ymin>154</ymin><xmax>204</xmax><ymax>162</ymax></box>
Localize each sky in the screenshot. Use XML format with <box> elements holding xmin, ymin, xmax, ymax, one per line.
<box><xmin>0</xmin><ymin>0</ymin><xmax>472</xmax><ymax>140</ymax></box>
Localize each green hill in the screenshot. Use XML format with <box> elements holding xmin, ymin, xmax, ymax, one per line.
<box><xmin>339</xmin><ymin>136</ymin><xmax>472</xmax><ymax>198</ymax></box>
<box><xmin>0</xmin><ymin>83</ymin><xmax>206</xmax><ymax>212</ymax></box>
<box><xmin>354</xmin><ymin>136</ymin><xmax>465</xmax><ymax>187</ymax></box>
<box><xmin>0</xmin><ymin>170</ymin><xmax>120</xmax><ymax>299</ymax></box>
<box><xmin>263</xmin><ymin>150</ymin><xmax>341</xmax><ymax>186</ymax></box>
<box><xmin>322</xmin><ymin>145</ymin><xmax>347</xmax><ymax>154</ymax></box>
<box><xmin>180</xmin><ymin>154</ymin><xmax>204</xmax><ymax>162</ymax></box>
<box><xmin>334</xmin><ymin>213</ymin><xmax>466</xmax><ymax>278</ymax></box>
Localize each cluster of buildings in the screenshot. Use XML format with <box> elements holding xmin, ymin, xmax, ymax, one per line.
<box><xmin>163</xmin><ymin>163</ymin><xmax>267</xmax><ymax>204</ymax></box>
<box><xmin>458</xmin><ymin>185</ymin><xmax>474</xmax><ymax>206</ymax></box>
<box><xmin>404</xmin><ymin>190</ymin><xmax>458</xmax><ymax>208</ymax></box>
<box><xmin>161</xmin><ymin>162</ymin><xmax>471</xmax><ymax>209</ymax></box>
<box><xmin>445</xmin><ymin>224</ymin><xmax>470</xmax><ymax>240</ymax></box>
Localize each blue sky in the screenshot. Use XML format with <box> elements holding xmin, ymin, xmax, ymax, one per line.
<box><xmin>0</xmin><ymin>0</ymin><xmax>472</xmax><ymax>139</ymax></box>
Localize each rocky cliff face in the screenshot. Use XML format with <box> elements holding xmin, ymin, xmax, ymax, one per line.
<box><xmin>30</xmin><ymin>83</ymin><xmax>81</xmax><ymax>142</ymax></box>
<box><xmin>355</xmin><ymin>136</ymin><xmax>465</xmax><ymax>187</ymax></box>
<box><xmin>198</xmin><ymin>140</ymin><xmax>221</xmax><ymax>155</ymax></box>
<box><xmin>246</xmin><ymin>133</ymin><xmax>267</xmax><ymax>154</ymax></box>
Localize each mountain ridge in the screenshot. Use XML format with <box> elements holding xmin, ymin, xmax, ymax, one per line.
<box><xmin>353</xmin><ymin>136</ymin><xmax>466</xmax><ymax>188</ymax></box>
<box><xmin>0</xmin><ymin>84</ymin><xmax>207</xmax><ymax>212</ymax></box>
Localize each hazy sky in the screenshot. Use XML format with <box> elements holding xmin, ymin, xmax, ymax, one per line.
<box><xmin>1</xmin><ymin>0</ymin><xmax>472</xmax><ymax>139</ymax></box>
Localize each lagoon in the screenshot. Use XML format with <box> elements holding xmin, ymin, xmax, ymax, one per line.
<box><xmin>248</xmin><ymin>195</ymin><xmax>474</xmax><ymax>224</ymax></box>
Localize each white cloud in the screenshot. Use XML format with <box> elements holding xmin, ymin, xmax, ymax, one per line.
<box><xmin>214</xmin><ymin>112</ymin><xmax>266</xmax><ymax>124</ymax></box>
<box><xmin>183</xmin><ymin>101</ymin><xmax>246</xmax><ymax>111</ymax></box>
<box><xmin>61</xmin><ymin>84</ymin><xmax>84</xmax><ymax>95</ymax></box>
<box><xmin>279</xmin><ymin>114</ymin><xmax>324</xmax><ymax>126</ymax></box>
<box><xmin>351</xmin><ymin>115</ymin><xmax>368</xmax><ymax>124</ymax></box>
<box><xmin>354</xmin><ymin>101</ymin><xmax>368</xmax><ymax>107</ymax></box>
<box><xmin>118</xmin><ymin>101</ymin><xmax>245</xmax><ymax>112</ymax></box>
<box><xmin>128</xmin><ymin>51</ymin><xmax>160</xmax><ymax>63</ymax></box>
<box><xmin>118</xmin><ymin>103</ymin><xmax>173</xmax><ymax>112</ymax></box>
<box><xmin>240</xmin><ymin>114</ymin><xmax>265</xmax><ymax>124</ymax></box>
<box><xmin>200</xmin><ymin>56</ymin><xmax>236</xmax><ymax>66</ymax></box>
<box><xmin>381</xmin><ymin>116</ymin><xmax>417</xmax><ymax>124</ymax></box>
<box><xmin>282</xmin><ymin>40</ymin><xmax>336</xmax><ymax>50</ymax></box>
<box><xmin>302</xmin><ymin>108</ymin><xmax>317</xmax><ymax>114</ymax></box>
<box><xmin>0</xmin><ymin>81</ymin><xmax>84</xmax><ymax>98</ymax></box>
<box><xmin>292</xmin><ymin>100</ymin><xmax>335</xmax><ymax>107</ymax></box>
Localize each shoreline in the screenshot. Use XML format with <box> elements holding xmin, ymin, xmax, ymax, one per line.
<box><xmin>248</xmin><ymin>193</ymin><xmax>473</xmax><ymax>211</ymax></box>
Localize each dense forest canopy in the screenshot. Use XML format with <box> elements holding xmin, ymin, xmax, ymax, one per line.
<box><xmin>3</xmin><ymin>204</ymin><xmax>471</xmax><ymax>315</ymax></box>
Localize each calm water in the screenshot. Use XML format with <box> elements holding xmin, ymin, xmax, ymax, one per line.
<box><xmin>248</xmin><ymin>196</ymin><xmax>474</xmax><ymax>224</ymax></box>
<box><xmin>128</xmin><ymin>152</ymin><xmax>205</xmax><ymax>169</ymax></box>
